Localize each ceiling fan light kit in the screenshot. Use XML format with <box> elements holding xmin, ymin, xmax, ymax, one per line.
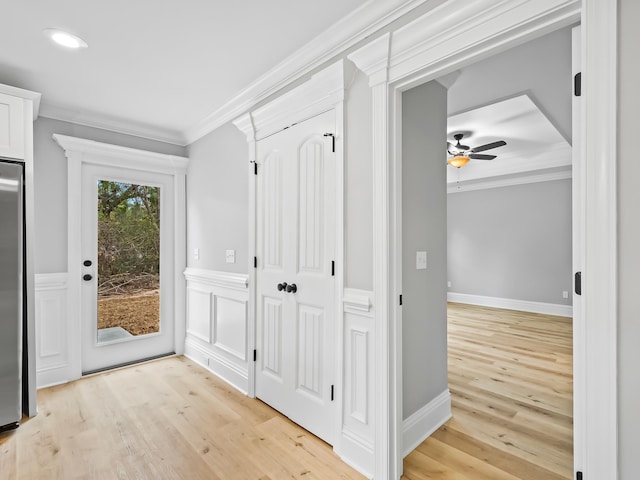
<box><xmin>446</xmin><ymin>132</ymin><xmax>506</xmax><ymax>168</ymax></box>
<box><xmin>447</xmin><ymin>156</ymin><xmax>471</xmax><ymax>168</ymax></box>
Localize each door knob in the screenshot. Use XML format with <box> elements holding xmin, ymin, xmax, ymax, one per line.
<box><xmin>83</xmin><ymin>274</ymin><xmax>92</xmax><ymax>281</ymax></box>
<box><xmin>277</xmin><ymin>282</ymin><xmax>287</xmax><ymax>291</ymax></box>
<box><xmin>286</xmin><ymin>283</ymin><xmax>297</xmax><ymax>294</ymax></box>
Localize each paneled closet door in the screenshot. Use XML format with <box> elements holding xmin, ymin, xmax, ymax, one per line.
<box><xmin>255</xmin><ymin>110</ymin><xmax>336</xmax><ymax>444</ymax></box>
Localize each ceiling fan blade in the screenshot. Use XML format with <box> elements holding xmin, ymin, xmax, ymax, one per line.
<box><xmin>470</xmin><ymin>140</ymin><xmax>506</xmax><ymax>153</ymax></box>
<box><xmin>469</xmin><ymin>153</ymin><xmax>496</xmax><ymax>160</ymax></box>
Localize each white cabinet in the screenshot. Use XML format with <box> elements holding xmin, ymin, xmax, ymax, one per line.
<box><xmin>0</xmin><ymin>92</ymin><xmax>26</xmax><ymax>159</ymax></box>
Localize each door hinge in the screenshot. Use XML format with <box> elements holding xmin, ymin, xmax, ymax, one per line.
<box><xmin>331</xmin><ymin>260</ymin><xmax>335</xmax><ymax>276</ymax></box>
<box><xmin>254</xmin><ymin>256</ymin><xmax>257</xmax><ymax>269</ymax></box>
<box><xmin>253</xmin><ymin>162</ymin><xmax>258</xmax><ymax>175</ymax></box>
<box><xmin>323</xmin><ymin>133</ymin><xmax>335</xmax><ymax>153</ymax></box>
<box><xmin>575</xmin><ymin>271</ymin><xmax>582</xmax><ymax>295</ymax></box>
<box><xmin>576</xmin><ymin>472</ymin><xmax>582</xmax><ymax>480</ymax></box>
<box><xmin>331</xmin><ymin>385</ymin><xmax>334</xmax><ymax>401</ymax></box>
<box><xmin>399</xmin><ymin>295</ymin><xmax>403</xmax><ymax>306</ymax></box>
<box><xmin>574</xmin><ymin>72</ymin><xmax>582</xmax><ymax>97</ymax></box>
<box><xmin>253</xmin><ymin>349</ymin><xmax>257</xmax><ymax>362</ymax></box>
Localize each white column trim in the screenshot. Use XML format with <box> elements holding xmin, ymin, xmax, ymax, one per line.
<box><xmin>349</xmin><ymin>31</ymin><xmax>398</xmax><ymax>480</ymax></box>
<box><xmin>581</xmin><ymin>0</ymin><xmax>618</xmax><ymax>477</ymax></box>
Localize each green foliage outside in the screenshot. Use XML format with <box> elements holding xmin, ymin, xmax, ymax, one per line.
<box><xmin>97</xmin><ymin>181</ymin><xmax>160</xmax><ymax>294</ymax></box>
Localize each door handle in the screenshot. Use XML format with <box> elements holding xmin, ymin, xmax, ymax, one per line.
<box><xmin>83</xmin><ymin>274</ymin><xmax>92</xmax><ymax>281</ymax></box>
<box><xmin>277</xmin><ymin>282</ymin><xmax>287</xmax><ymax>292</ymax></box>
<box><xmin>286</xmin><ymin>283</ymin><xmax>297</xmax><ymax>294</ymax></box>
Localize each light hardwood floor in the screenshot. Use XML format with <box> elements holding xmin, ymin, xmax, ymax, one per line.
<box><xmin>403</xmin><ymin>302</ymin><xmax>573</xmax><ymax>480</ymax></box>
<box><xmin>0</xmin><ymin>356</ymin><xmax>364</xmax><ymax>480</ymax></box>
<box><xmin>1</xmin><ymin>303</ymin><xmax>572</xmax><ymax>480</ymax></box>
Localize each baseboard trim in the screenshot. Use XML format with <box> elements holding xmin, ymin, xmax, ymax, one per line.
<box><xmin>402</xmin><ymin>389</ymin><xmax>452</xmax><ymax>458</ymax></box>
<box><xmin>36</xmin><ymin>363</ymin><xmax>73</xmax><ymax>390</ymax></box>
<box><xmin>447</xmin><ymin>292</ymin><xmax>573</xmax><ymax>317</ymax></box>
<box><xmin>184</xmin><ymin>338</ymin><xmax>248</xmax><ymax>395</ymax></box>
<box><xmin>338</xmin><ymin>427</ymin><xmax>374</xmax><ymax>479</ymax></box>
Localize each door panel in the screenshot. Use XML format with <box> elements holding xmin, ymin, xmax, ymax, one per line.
<box><xmin>255</xmin><ymin>110</ymin><xmax>336</xmax><ymax>444</ymax></box>
<box><xmin>81</xmin><ymin>164</ymin><xmax>175</xmax><ymax>373</ymax></box>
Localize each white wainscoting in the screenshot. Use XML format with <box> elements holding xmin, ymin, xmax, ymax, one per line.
<box><xmin>448</xmin><ymin>292</ymin><xmax>573</xmax><ymax>317</ymax></box>
<box><xmin>338</xmin><ymin>288</ymin><xmax>374</xmax><ymax>479</ymax></box>
<box><xmin>402</xmin><ymin>389</ymin><xmax>452</xmax><ymax>458</ymax></box>
<box><xmin>184</xmin><ymin>268</ymin><xmax>250</xmax><ymax>394</ymax></box>
<box><xmin>35</xmin><ymin>273</ymin><xmax>72</xmax><ymax>388</ymax></box>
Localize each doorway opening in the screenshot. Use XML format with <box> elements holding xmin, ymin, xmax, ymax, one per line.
<box><xmin>400</xmin><ymin>25</ymin><xmax>576</xmax><ymax>479</ymax></box>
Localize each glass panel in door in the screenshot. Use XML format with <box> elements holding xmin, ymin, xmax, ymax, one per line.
<box><xmin>96</xmin><ymin>180</ymin><xmax>160</xmax><ymax>344</ymax></box>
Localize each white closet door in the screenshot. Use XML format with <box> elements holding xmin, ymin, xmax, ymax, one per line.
<box><xmin>255</xmin><ymin>110</ymin><xmax>336</xmax><ymax>444</ymax></box>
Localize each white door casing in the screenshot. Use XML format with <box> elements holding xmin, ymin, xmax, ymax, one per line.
<box><xmin>255</xmin><ymin>110</ymin><xmax>337</xmax><ymax>444</ymax></box>
<box><xmin>349</xmin><ymin>0</ymin><xmax>617</xmax><ymax>478</ymax></box>
<box><xmin>80</xmin><ymin>164</ymin><xmax>176</xmax><ymax>373</ymax></box>
<box><xmin>54</xmin><ymin>134</ymin><xmax>188</xmax><ymax>380</ymax></box>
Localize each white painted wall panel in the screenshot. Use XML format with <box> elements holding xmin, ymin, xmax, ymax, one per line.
<box><xmin>214</xmin><ymin>296</ymin><xmax>247</xmax><ymax>361</ymax></box>
<box><xmin>184</xmin><ymin>268</ymin><xmax>249</xmax><ymax>393</ymax></box>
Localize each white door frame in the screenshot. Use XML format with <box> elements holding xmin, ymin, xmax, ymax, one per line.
<box><xmin>53</xmin><ymin>134</ymin><xmax>188</xmax><ymax>380</ymax></box>
<box><xmin>233</xmin><ymin>60</ymin><xmax>346</xmax><ymax>445</ymax></box>
<box><xmin>349</xmin><ymin>0</ymin><xmax>617</xmax><ymax>478</ymax></box>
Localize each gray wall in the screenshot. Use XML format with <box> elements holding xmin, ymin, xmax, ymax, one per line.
<box><xmin>618</xmin><ymin>0</ymin><xmax>640</xmax><ymax>477</ymax></box>
<box><xmin>186</xmin><ymin>123</ymin><xmax>248</xmax><ymax>273</ymax></box>
<box><xmin>402</xmin><ymin>81</ymin><xmax>449</xmax><ymax>419</ymax></box>
<box><xmin>448</xmin><ymin>26</ymin><xmax>572</xmax><ymax>143</ymax></box>
<box><xmin>32</xmin><ymin>117</ymin><xmax>186</xmax><ymax>274</ymax></box>
<box><xmin>345</xmin><ymin>66</ymin><xmax>374</xmax><ymax>290</ymax></box>
<box><xmin>447</xmin><ymin>179</ymin><xmax>572</xmax><ymax>305</ymax></box>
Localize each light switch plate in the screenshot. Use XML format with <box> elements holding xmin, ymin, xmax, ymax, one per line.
<box><xmin>225</xmin><ymin>249</ymin><xmax>236</xmax><ymax>264</ymax></box>
<box><xmin>416</xmin><ymin>251</ymin><xmax>427</xmax><ymax>270</ymax></box>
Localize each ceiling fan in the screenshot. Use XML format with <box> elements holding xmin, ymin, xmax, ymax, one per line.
<box><xmin>447</xmin><ymin>133</ymin><xmax>507</xmax><ymax>168</ymax></box>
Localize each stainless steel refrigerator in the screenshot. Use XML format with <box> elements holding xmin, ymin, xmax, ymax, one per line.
<box><xmin>0</xmin><ymin>160</ymin><xmax>23</xmax><ymax>431</ymax></box>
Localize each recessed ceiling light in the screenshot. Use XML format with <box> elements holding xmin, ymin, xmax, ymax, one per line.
<box><xmin>43</xmin><ymin>28</ymin><xmax>88</xmax><ymax>49</ymax></box>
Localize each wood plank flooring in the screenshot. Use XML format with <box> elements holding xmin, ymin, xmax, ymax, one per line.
<box><xmin>402</xmin><ymin>302</ymin><xmax>573</xmax><ymax>480</ymax></box>
<box><xmin>1</xmin><ymin>302</ymin><xmax>572</xmax><ymax>479</ymax></box>
<box><xmin>0</xmin><ymin>356</ymin><xmax>364</xmax><ymax>480</ymax></box>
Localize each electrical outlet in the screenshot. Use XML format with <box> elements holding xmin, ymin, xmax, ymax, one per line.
<box><xmin>416</xmin><ymin>251</ymin><xmax>427</xmax><ymax>270</ymax></box>
<box><xmin>226</xmin><ymin>249</ymin><xmax>236</xmax><ymax>264</ymax></box>
<box><xmin>562</xmin><ymin>290</ymin><xmax>569</xmax><ymax>299</ymax></box>
<box><xmin>447</xmin><ymin>281</ymin><xmax>452</xmax><ymax>288</ymax></box>
<box><xmin>193</xmin><ymin>248</ymin><xmax>199</xmax><ymax>260</ymax></box>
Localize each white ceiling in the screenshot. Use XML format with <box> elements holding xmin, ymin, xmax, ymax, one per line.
<box><xmin>446</xmin><ymin>95</ymin><xmax>571</xmax><ymax>185</ymax></box>
<box><xmin>1</xmin><ymin>0</ymin><xmax>371</xmax><ymax>144</ymax></box>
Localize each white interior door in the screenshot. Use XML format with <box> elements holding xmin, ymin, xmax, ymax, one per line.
<box><xmin>255</xmin><ymin>110</ymin><xmax>337</xmax><ymax>444</ymax></box>
<box><xmin>81</xmin><ymin>163</ymin><xmax>176</xmax><ymax>373</ymax></box>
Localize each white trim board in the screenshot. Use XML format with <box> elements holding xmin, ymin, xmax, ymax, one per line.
<box><xmin>402</xmin><ymin>390</ymin><xmax>452</xmax><ymax>458</ymax></box>
<box><xmin>447</xmin><ymin>293</ymin><xmax>573</xmax><ymax>318</ymax></box>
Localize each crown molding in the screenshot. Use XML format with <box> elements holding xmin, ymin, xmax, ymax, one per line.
<box><xmin>447</xmin><ymin>167</ymin><xmax>572</xmax><ymax>193</ymax></box>
<box><xmin>53</xmin><ymin>134</ymin><xmax>189</xmax><ymax>173</ymax></box>
<box><xmin>184</xmin><ymin>0</ymin><xmax>432</xmax><ymax>144</ymax></box>
<box><xmin>237</xmin><ymin>60</ymin><xmax>345</xmax><ymax>141</ymax></box>
<box><xmin>40</xmin><ymin>102</ymin><xmax>187</xmax><ymax>146</ymax></box>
